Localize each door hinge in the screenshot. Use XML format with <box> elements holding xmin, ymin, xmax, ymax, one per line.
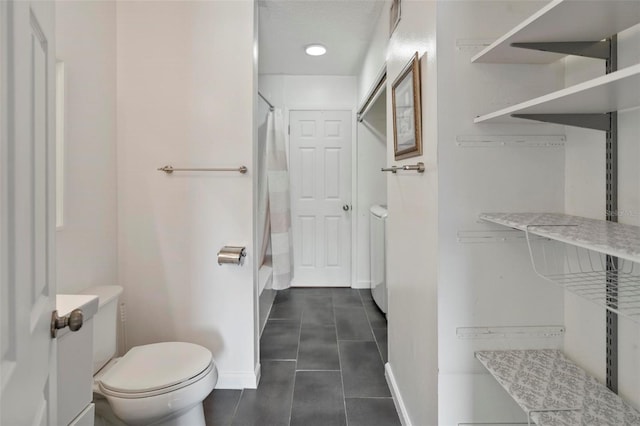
<box><xmin>288</xmin><ymin>125</ymin><xmax>290</xmax><ymax>135</ymax></box>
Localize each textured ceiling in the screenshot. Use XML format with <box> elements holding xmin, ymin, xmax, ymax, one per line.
<box><xmin>259</xmin><ymin>0</ymin><xmax>386</xmax><ymax>75</ymax></box>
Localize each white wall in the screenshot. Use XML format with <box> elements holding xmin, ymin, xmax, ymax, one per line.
<box><xmin>436</xmin><ymin>2</ymin><xmax>567</xmax><ymax>424</ymax></box>
<box><xmin>616</xmin><ymin>25</ymin><xmax>640</xmax><ymax>407</ymax></box>
<box><xmin>259</xmin><ymin>75</ymin><xmax>356</xmax><ymax>109</ymax></box>
<box><xmin>564</xmin><ymin>23</ymin><xmax>640</xmax><ymax>409</ymax></box>
<box><xmin>355</xmin><ymin>2</ymin><xmax>390</xmax><ymax>290</ymax></box>
<box><xmin>562</xmin><ymin>53</ymin><xmax>608</xmax><ymax>392</ymax></box>
<box><xmin>357</xmin><ymin>0</ymin><xmax>390</xmax><ymax>104</ymax></box>
<box><xmin>55</xmin><ymin>0</ymin><xmax>117</xmax><ymax>295</ymax></box>
<box><xmin>355</xmin><ymin>94</ymin><xmax>387</xmax><ymax>288</ymax></box>
<box><xmin>383</xmin><ymin>1</ymin><xmax>438</xmax><ymax>424</ymax></box>
<box><xmin>116</xmin><ymin>1</ymin><xmax>258</xmax><ymax>389</ymax></box>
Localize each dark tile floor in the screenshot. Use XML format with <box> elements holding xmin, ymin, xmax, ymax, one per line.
<box><xmin>203</xmin><ymin>288</ymin><xmax>400</xmax><ymax>426</ymax></box>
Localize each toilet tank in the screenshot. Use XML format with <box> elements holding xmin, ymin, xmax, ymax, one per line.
<box><xmin>80</xmin><ymin>285</ymin><xmax>123</xmax><ymax>374</ymax></box>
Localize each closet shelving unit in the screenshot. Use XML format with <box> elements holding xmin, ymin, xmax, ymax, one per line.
<box><xmin>475</xmin><ymin>349</ymin><xmax>640</xmax><ymax>426</ymax></box>
<box><xmin>472</xmin><ymin>0</ymin><xmax>640</xmax><ymax>130</ymax></box>
<box><xmin>471</xmin><ymin>0</ymin><xmax>640</xmax><ymax>424</ymax></box>
<box><xmin>481</xmin><ymin>213</ymin><xmax>640</xmax><ymax>322</ymax></box>
<box><xmin>471</xmin><ymin>0</ymin><xmax>640</xmax><ymax>65</ymax></box>
<box><xmin>473</xmin><ymin>64</ymin><xmax>640</xmax><ymax>128</ymax></box>
<box><xmin>480</xmin><ymin>213</ymin><xmax>640</xmax><ymax>265</ymax></box>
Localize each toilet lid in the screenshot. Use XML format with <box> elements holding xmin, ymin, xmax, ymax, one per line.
<box><xmin>99</xmin><ymin>342</ymin><xmax>212</xmax><ymax>394</ymax></box>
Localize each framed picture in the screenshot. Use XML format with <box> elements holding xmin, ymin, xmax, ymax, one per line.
<box><xmin>389</xmin><ymin>0</ymin><xmax>401</xmax><ymax>36</ymax></box>
<box><xmin>392</xmin><ymin>52</ymin><xmax>422</xmax><ymax>160</ymax></box>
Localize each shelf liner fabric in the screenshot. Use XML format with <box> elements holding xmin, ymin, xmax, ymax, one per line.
<box><xmin>480</xmin><ymin>212</ymin><xmax>640</xmax><ymax>263</ymax></box>
<box><xmin>476</xmin><ymin>349</ymin><xmax>640</xmax><ymax>425</ymax></box>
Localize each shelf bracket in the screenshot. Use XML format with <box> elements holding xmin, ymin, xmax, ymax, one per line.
<box><xmin>511</xmin><ymin>113</ymin><xmax>611</xmax><ymax>131</ymax></box>
<box><xmin>510</xmin><ymin>40</ymin><xmax>611</xmax><ymax>60</ymax></box>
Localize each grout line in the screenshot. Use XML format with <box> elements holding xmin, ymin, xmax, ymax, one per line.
<box><xmin>372</xmin><ymin>331</ymin><xmax>386</xmax><ymax>362</ymax></box>
<box><xmin>359</xmin><ymin>289</ymin><xmax>386</xmax><ymax>363</ymax></box>
<box><xmin>344</xmin><ymin>396</ymin><xmax>395</xmax><ymax>400</ymax></box>
<box><xmin>228</xmin><ymin>388</ymin><xmax>244</xmax><ymax>426</ymax></box>
<box><xmin>287</xmin><ymin>308</ymin><xmax>304</xmax><ymax>426</ymax></box>
<box><xmin>262</xmin><ymin>358</ymin><xmax>298</xmax><ymax>361</ymax></box>
<box><xmin>288</xmin><ymin>370</ymin><xmax>298</xmax><ymax>426</ymax></box>
<box><xmin>295</xmin><ymin>368</ymin><xmax>341</xmax><ymax>372</ymax></box>
<box><xmin>335</xmin><ymin>291</ymin><xmax>350</xmax><ymax>426</ymax></box>
<box><xmin>358</xmin><ymin>291</ymin><xmax>393</xmax><ymax>399</ymax></box>
<box><xmin>295</xmin><ymin>310</ymin><xmax>303</xmax><ymax>364</ymax></box>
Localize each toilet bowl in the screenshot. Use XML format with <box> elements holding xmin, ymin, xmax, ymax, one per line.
<box><xmin>82</xmin><ymin>286</ymin><xmax>217</xmax><ymax>426</ymax></box>
<box><xmin>94</xmin><ymin>342</ymin><xmax>217</xmax><ymax>426</ymax></box>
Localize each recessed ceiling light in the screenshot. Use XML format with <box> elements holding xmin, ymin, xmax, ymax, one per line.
<box><xmin>305</xmin><ymin>44</ymin><xmax>327</xmax><ymax>56</ymax></box>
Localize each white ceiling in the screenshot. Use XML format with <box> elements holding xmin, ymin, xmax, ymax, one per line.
<box><xmin>258</xmin><ymin>0</ymin><xmax>386</xmax><ymax>76</ymax></box>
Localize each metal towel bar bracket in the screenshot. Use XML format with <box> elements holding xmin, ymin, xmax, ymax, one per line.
<box><xmin>158</xmin><ymin>165</ymin><xmax>248</xmax><ymax>174</ymax></box>
<box><xmin>381</xmin><ymin>162</ymin><xmax>425</xmax><ymax>174</ymax></box>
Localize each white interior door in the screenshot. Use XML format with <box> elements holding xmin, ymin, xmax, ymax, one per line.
<box><xmin>1</xmin><ymin>1</ymin><xmax>57</xmax><ymax>424</ymax></box>
<box><xmin>290</xmin><ymin>110</ymin><xmax>352</xmax><ymax>287</ymax></box>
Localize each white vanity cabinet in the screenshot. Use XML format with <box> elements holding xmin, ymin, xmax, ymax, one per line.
<box><xmin>56</xmin><ymin>295</ymin><xmax>99</xmax><ymax>426</ymax></box>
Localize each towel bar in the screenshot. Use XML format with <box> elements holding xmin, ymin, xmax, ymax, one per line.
<box><xmin>381</xmin><ymin>162</ymin><xmax>425</xmax><ymax>173</ymax></box>
<box><xmin>157</xmin><ymin>165</ymin><xmax>248</xmax><ymax>174</ymax></box>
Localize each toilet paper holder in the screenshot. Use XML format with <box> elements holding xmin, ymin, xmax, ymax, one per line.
<box><xmin>217</xmin><ymin>246</ymin><xmax>247</xmax><ymax>266</ymax></box>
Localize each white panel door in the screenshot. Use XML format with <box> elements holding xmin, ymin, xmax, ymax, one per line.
<box><xmin>1</xmin><ymin>1</ymin><xmax>57</xmax><ymax>424</ymax></box>
<box><xmin>290</xmin><ymin>110</ymin><xmax>352</xmax><ymax>286</ymax></box>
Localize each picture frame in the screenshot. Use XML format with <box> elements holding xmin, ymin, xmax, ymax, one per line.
<box><xmin>392</xmin><ymin>52</ymin><xmax>422</xmax><ymax>160</ymax></box>
<box><xmin>389</xmin><ymin>0</ymin><xmax>401</xmax><ymax>36</ymax></box>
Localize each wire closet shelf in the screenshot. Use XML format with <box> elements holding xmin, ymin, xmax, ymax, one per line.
<box><xmin>524</xmin><ymin>227</ymin><xmax>640</xmax><ymax>323</ymax></box>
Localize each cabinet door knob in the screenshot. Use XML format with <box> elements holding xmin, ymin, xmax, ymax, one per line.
<box><xmin>50</xmin><ymin>309</ymin><xmax>84</xmax><ymax>338</ymax></box>
<box><xmin>67</xmin><ymin>309</ymin><xmax>84</xmax><ymax>332</ymax></box>
<box><xmin>343</xmin><ymin>204</ymin><xmax>350</xmax><ymax>211</ymax></box>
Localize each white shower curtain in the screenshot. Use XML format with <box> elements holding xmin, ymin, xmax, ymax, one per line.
<box><xmin>264</xmin><ymin>109</ymin><xmax>293</xmax><ymax>289</ymax></box>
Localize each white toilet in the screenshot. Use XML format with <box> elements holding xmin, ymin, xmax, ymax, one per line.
<box><xmin>82</xmin><ymin>285</ymin><xmax>218</xmax><ymax>426</ymax></box>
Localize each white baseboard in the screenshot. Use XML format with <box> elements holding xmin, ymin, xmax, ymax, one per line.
<box><xmin>385</xmin><ymin>362</ymin><xmax>412</xmax><ymax>426</ymax></box>
<box><xmin>216</xmin><ymin>364</ymin><xmax>260</xmax><ymax>390</ymax></box>
<box><xmin>353</xmin><ymin>280</ymin><xmax>371</xmax><ymax>289</ymax></box>
<box><xmin>259</xmin><ymin>289</ymin><xmax>276</xmax><ymax>337</ymax></box>
<box><xmin>254</xmin><ymin>362</ymin><xmax>261</xmax><ymax>387</ymax></box>
<box><xmin>259</xmin><ymin>264</ymin><xmax>273</xmax><ymax>295</ymax></box>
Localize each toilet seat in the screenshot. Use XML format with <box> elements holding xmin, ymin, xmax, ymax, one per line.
<box><xmin>98</xmin><ymin>342</ymin><xmax>213</xmax><ymax>399</ymax></box>
<box><xmin>99</xmin><ymin>361</ymin><xmax>215</xmax><ymax>399</ymax></box>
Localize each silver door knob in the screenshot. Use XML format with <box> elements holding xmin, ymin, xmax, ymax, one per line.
<box><xmin>68</xmin><ymin>309</ymin><xmax>84</xmax><ymax>332</ymax></box>
<box><xmin>343</xmin><ymin>204</ymin><xmax>350</xmax><ymax>211</ymax></box>
<box><xmin>50</xmin><ymin>309</ymin><xmax>84</xmax><ymax>338</ymax></box>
